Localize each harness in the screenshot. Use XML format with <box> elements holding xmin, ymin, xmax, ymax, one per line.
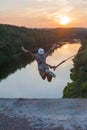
<box><xmin>35</xmin><ymin>53</ymin><xmax>49</xmax><ymax>71</ymax></box>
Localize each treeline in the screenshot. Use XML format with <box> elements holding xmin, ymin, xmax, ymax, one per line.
<box><xmin>63</xmin><ymin>36</ymin><xmax>87</xmax><ymax>98</ymax></box>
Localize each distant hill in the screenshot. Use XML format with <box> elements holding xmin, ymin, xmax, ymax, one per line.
<box><xmin>63</xmin><ymin>36</ymin><xmax>87</xmax><ymax>98</ymax></box>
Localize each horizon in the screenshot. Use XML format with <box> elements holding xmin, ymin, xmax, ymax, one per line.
<box><xmin>0</xmin><ymin>0</ymin><xmax>87</xmax><ymax>28</ymax></box>
<box><xmin>1</xmin><ymin>23</ymin><xmax>87</xmax><ymax>29</ymax></box>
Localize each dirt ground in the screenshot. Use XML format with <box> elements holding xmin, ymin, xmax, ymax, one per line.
<box><xmin>0</xmin><ymin>98</ymin><xmax>87</xmax><ymax>130</ymax></box>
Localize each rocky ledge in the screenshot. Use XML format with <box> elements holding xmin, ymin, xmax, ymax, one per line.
<box><xmin>0</xmin><ymin>98</ymin><xmax>87</xmax><ymax>130</ymax></box>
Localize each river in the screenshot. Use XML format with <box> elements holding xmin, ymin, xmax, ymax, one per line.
<box><xmin>0</xmin><ymin>43</ymin><xmax>81</xmax><ymax>98</ymax></box>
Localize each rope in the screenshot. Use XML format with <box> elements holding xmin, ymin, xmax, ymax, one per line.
<box><xmin>53</xmin><ymin>48</ymin><xmax>87</xmax><ymax>71</ymax></box>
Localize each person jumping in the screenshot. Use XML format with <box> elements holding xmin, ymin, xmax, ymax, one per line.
<box><xmin>21</xmin><ymin>44</ymin><xmax>56</xmax><ymax>82</ymax></box>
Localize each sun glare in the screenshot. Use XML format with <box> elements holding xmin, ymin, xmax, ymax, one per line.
<box><xmin>60</xmin><ymin>16</ymin><xmax>71</xmax><ymax>25</ymax></box>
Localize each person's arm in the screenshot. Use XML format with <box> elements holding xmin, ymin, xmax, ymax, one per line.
<box><xmin>21</xmin><ymin>46</ymin><xmax>35</xmax><ymax>58</ymax></box>
<box><xmin>45</xmin><ymin>43</ymin><xmax>57</xmax><ymax>57</ymax></box>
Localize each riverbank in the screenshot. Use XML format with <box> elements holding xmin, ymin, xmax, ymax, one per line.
<box><xmin>0</xmin><ymin>99</ymin><xmax>87</xmax><ymax>130</ymax></box>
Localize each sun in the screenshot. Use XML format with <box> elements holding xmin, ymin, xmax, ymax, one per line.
<box><xmin>54</xmin><ymin>14</ymin><xmax>71</xmax><ymax>26</ymax></box>
<box><xmin>59</xmin><ymin>16</ymin><xmax>71</xmax><ymax>25</ymax></box>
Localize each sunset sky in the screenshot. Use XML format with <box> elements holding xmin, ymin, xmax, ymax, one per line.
<box><xmin>0</xmin><ymin>0</ymin><xmax>87</xmax><ymax>28</ymax></box>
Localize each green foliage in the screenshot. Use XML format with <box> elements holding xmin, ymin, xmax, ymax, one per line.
<box><xmin>63</xmin><ymin>36</ymin><xmax>87</xmax><ymax>98</ymax></box>
<box><xmin>80</xmin><ymin>81</ymin><xmax>87</xmax><ymax>97</ymax></box>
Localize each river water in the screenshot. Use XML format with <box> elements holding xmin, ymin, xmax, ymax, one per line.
<box><xmin>0</xmin><ymin>43</ymin><xmax>81</xmax><ymax>98</ymax></box>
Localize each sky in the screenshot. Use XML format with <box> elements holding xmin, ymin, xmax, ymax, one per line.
<box><xmin>0</xmin><ymin>0</ymin><xmax>87</xmax><ymax>28</ymax></box>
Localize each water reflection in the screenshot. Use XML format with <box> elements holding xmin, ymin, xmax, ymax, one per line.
<box><xmin>0</xmin><ymin>43</ymin><xmax>81</xmax><ymax>98</ymax></box>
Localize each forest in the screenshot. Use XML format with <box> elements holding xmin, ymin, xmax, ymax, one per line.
<box><xmin>0</xmin><ymin>24</ymin><xmax>87</xmax><ymax>65</ymax></box>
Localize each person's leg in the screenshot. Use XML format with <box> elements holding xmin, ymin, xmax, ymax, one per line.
<box><xmin>39</xmin><ymin>70</ymin><xmax>46</xmax><ymax>80</ymax></box>
<box><xmin>46</xmin><ymin>73</ymin><xmax>52</xmax><ymax>82</ymax></box>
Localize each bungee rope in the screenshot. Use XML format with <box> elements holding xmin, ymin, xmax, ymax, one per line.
<box><xmin>52</xmin><ymin>48</ymin><xmax>87</xmax><ymax>71</ymax></box>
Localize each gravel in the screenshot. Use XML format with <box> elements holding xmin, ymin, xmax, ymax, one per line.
<box><xmin>0</xmin><ymin>98</ymin><xmax>87</xmax><ymax>130</ymax></box>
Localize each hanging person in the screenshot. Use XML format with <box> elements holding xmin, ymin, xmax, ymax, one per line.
<box><xmin>21</xmin><ymin>44</ymin><xmax>56</xmax><ymax>82</ymax></box>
